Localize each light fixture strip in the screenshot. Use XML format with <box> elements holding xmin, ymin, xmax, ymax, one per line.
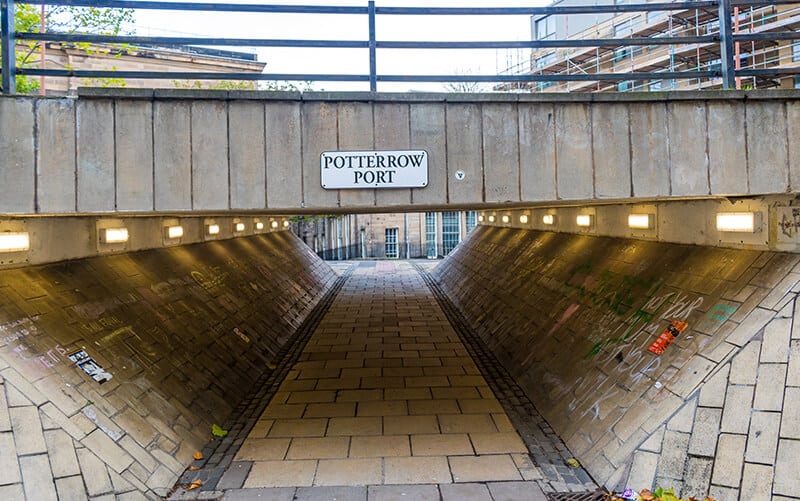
<box><xmin>102</xmin><ymin>228</ymin><xmax>129</xmax><ymax>243</ymax></box>
<box><xmin>542</xmin><ymin>214</ymin><xmax>555</xmax><ymax>225</ymax></box>
<box><xmin>166</xmin><ymin>226</ymin><xmax>184</xmax><ymax>239</ymax></box>
<box><xmin>576</xmin><ymin>215</ymin><xmax>592</xmax><ymax>227</ymax></box>
<box><xmin>0</xmin><ymin>232</ymin><xmax>30</xmax><ymax>253</ymax></box>
<box><xmin>716</xmin><ymin>212</ymin><xmax>758</xmax><ymax>233</ymax></box>
<box><xmin>628</xmin><ymin>213</ymin><xmax>654</xmax><ymax>230</ymax></box>
<box><xmin>207</xmin><ymin>224</ymin><xmax>220</xmax><ymax>235</ymax></box>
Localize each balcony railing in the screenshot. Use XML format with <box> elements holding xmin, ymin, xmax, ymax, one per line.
<box><xmin>2</xmin><ymin>0</ymin><xmax>799</xmax><ymax>94</ymax></box>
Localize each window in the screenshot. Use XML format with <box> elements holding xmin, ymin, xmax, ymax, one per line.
<box><xmin>535</xmin><ymin>52</ymin><xmax>557</xmax><ymax>69</ymax></box>
<box><xmin>793</xmin><ymin>42</ymin><xmax>800</xmax><ymax>62</ymax></box>
<box><xmin>649</xmin><ymin>80</ymin><xmax>663</xmax><ymax>91</ymax></box>
<box><xmin>442</xmin><ymin>212</ymin><xmax>461</xmax><ymax>256</ymax></box>
<box><xmin>425</xmin><ymin>212</ymin><xmax>437</xmax><ymax>259</ymax></box>
<box><xmin>795</xmin><ymin>76</ymin><xmax>800</xmax><ymax>89</ymax></box>
<box><xmin>646</xmin><ymin>10</ymin><xmax>668</xmax><ymax>24</ymax></box>
<box><xmin>385</xmin><ymin>228</ymin><xmax>398</xmax><ymax>259</ymax></box>
<box><xmin>535</xmin><ymin>16</ymin><xmax>556</xmax><ymax>41</ymax></box>
<box><xmin>617</xmin><ymin>80</ymin><xmax>634</xmax><ymax>92</ymax></box>
<box><xmin>466</xmin><ymin>211</ymin><xmax>478</xmax><ymax>233</ymax></box>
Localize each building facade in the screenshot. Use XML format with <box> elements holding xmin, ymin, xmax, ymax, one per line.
<box><xmin>512</xmin><ymin>1</ymin><xmax>800</xmax><ymax>92</ymax></box>
<box><xmin>19</xmin><ymin>41</ymin><xmax>265</xmax><ymax>95</ymax></box>
<box><xmin>293</xmin><ymin>211</ymin><xmax>480</xmax><ymax>261</ymax></box>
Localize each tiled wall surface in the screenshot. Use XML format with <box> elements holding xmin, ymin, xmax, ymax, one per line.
<box><xmin>434</xmin><ymin>226</ymin><xmax>800</xmax><ymax>499</ymax></box>
<box><xmin>0</xmin><ymin>232</ymin><xmax>336</xmax><ymax>499</ymax></box>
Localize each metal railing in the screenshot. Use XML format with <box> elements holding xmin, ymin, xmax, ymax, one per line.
<box><xmin>2</xmin><ymin>0</ymin><xmax>799</xmax><ymax>94</ymax></box>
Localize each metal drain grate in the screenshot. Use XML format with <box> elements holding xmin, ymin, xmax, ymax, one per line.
<box><xmin>547</xmin><ymin>490</ymin><xmax>607</xmax><ymax>501</ymax></box>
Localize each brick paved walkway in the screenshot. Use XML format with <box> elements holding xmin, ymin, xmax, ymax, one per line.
<box><xmin>172</xmin><ymin>261</ymin><xmax>594</xmax><ymax>500</ymax></box>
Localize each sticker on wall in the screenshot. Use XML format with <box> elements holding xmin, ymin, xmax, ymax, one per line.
<box><xmin>647</xmin><ymin>320</ymin><xmax>689</xmax><ymax>355</ymax></box>
<box><xmin>68</xmin><ymin>350</ymin><xmax>113</xmax><ymax>384</ymax></box>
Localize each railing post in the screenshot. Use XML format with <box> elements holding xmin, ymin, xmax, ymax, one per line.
<box><xmin>1</xmin><ymin>0</ymin><xmax>16</xmax><ymax>94</ymax></box>
<box><xmin>718</xmin><ymin>0</ymin><xmax>736</xmax><ymax>89</ymax></box>
<box><xmin>368</xmin><ymin>0</ymin><xmax>376</xmax><ymax>92</ymax></box>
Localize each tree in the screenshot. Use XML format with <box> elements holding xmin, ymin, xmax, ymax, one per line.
<box><xmin>4</xmin><ymin>4</ymin><xmax>133</xmax><ymax>93</ymax></box>
<box><xmin>443</xmin><ymin>69</ymin><xmax>487</xmax><ymax>93</ymax></box>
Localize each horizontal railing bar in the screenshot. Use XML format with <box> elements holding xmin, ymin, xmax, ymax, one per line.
<box><xmin>733</xmin><ymin>32</ymin><xmax>800</xmax><ymax>41</ymax></box>
<box><xmin>17</xmin><ymin>32</ymin><xmax>370</xmax><ymax>48</ymax></box>
<box><xmin>376</xmin><ymin>71</ymin><xmax>717</xmax><ymax>82</ymax></box>
<box><xmin>375</xmin><ymin>2</ymin><xmax>720</xmax><ymax>15</ymax></box>
<box><xmin>736</xmin><ymin>67</ymin><xmax>800</xmax><ymax>76</ymax></box>
<box><xmin>19</xmin><ymin>68</ymin><xmax>371</xmax><ymax>81</ymax></box>
<box><xmin>17</xmin><ymin>32</ymin><xmax>719</xmax><ymax>49</ymax></box>
<box><xmin>15</xmin><ymin>0</ymin><xmax>368</xmax><ymax>14</ymax></box>
<box><xmin>16</xmin><ymin>0</ymin><xmax>722</xmax><ymax>16</ymax></box>
<box><xmin>731</xmin><ymin>0</ymin><xmax>800</xmax><ymax>6</ymax></box>
<box><xmin>19</xmin><ymin>67</ymin><xmax>720</xmax><ymax>82</ymax></box>
<box><xmin>376</xmin><ymin>37</ymin><xmax>717</xmax><ymax>49</ymax></box>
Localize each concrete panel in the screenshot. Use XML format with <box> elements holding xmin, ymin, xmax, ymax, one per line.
<box><xmin>36</xmin><ymin>99</ymin><xmax>76</xmax><ymax>213</ymax></box>
<box><xmin>0</xmin><ymin>98</ymin><xmax>35</xmax><ymax>214</ymax></box>
<box><xmin>747</xmin><ymin>101</ymin><xmax>789</xmax><ymax>195</ymax></box>
<box><xmin>668</xmin><ymin>102</ymin><xmax>709</xmax><ymax>197</ymax></box>
<box><xmin>77</xmin><ymin>99</ymin><xmax>115</xmax><ymax>212</ymax></box>
<box><xmin>592</xmin><ymin>104</ymin><xmax>631</xmax><ymax>199</ymax></box>
<box><xmin>707</xmin><ymin>102</ymin><xmax>747</xmax><ymax>195</ymax></box>
<box><xmin>410</xmin><ymin>103</ymin><xmax>446</xmax><ymax>206</ymax></box>
<box><xmin>446</xmin><ymin>103</ymin><xmax>483</xmax><ymax>204</ymax></box>
<box><xmin>153</xmin><ymin>101</ymin><xmax>191</xmax><ymax>211</ymax></box>
<box><xmin>338</xmin><ymin>102</ymin><xmax>375</xmax><ymax>208</ymax></box>
<box><xmin>482</xmin><ymin>103</ymin><xmax>520</xmax><ymax>203</ymax></box>
<box><xmin>229</xmin><ymin>101</ymin><xmax>266</xmax><ymax>209</ymax></box>
<box><xmin>191</xmin><ymin>101</ymin><xmax>229</xmax><ymax>210</ymax></box>
<box><xmin>115</xmin><ymin>101</ymin><xmax>154</xmax><ymax>211</ymax></box>
<box><xmin>555</xmin><ymin>103</ymin><xmax>593</xmax><ymax>200</ymax></box>
<box><xmin>630</xmin><ymin>103</ymin><xmax>669</xmax><ymax>198</ymax></box>
<box><xmin>374</xmin><ymin>103</ymin><xmax>411</xmax><ymax>207</ymax></box>
<box><xmin>266</xmin><ymin>102</ymin><xmax>303</xmax><ymax>209</ymax></box>
<box><xmin>302</xmin><ymin>102</ymin><xmax>339</xmax><ymax>209</ymax></box>
<box><xmin>519</xmin><ymin>103</ymin><xmax>556</xmax><ymax>201</ymax></box>
<box><xmin>789</xmin><ymin>102</ymin><xmax>800</xmax><ymax>192</ymax></box>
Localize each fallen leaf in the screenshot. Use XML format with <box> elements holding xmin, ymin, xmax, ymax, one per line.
<box><xmin>188</xmin><ymin>466</ymin><xmax>200</xmax><ymax>471</ymax></box>
<box><xmin>566</xmin><ymin>458</ymin><xmax>581</xmax><ymax>468</ymax></box>
<box><xmin>211</xmin><ymin>424</ymin><xmax>229</xmax><ymax>437</ymax></box>
<box><xmin>192</xmin><ymin>451</ymin><xmax>204</xmax><ymax>460</ymax></box>
<box><xmin>186</xmin><ymin>479</ymin><xmax>203</xmax><ymax>490</ymax></box>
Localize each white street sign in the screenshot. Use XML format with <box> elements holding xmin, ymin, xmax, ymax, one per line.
<box><xmin>321</xmin><ymin>150</ymin><xmax>428</xmax><ymax>189</ymax></box>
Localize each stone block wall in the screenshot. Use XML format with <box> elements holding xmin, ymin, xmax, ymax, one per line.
<box><xmin>0</xmin><ymin>232</ymin><xmax>336</xmax><ymax>499</ymax></box>
<box><xmin>434</xmin><ymin>226</ymin><xmax>800</xmax><ymax>499</ymax></box>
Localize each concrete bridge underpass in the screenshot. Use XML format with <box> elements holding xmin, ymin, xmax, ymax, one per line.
<box><xmin>1</xmin><ymin>90</ymin><xmax>800</xmax><ymax>500</ymax></box>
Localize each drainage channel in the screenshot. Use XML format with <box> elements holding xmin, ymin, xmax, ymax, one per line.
<box><xmin>415</xmin><ymin>264</ymin><xmax>600</xmax><ymax>496</ymax></box>
<box><xmin>169</xmin><ymin>264</ymin><xmax>356</xmax><ymax>498</ymax></box>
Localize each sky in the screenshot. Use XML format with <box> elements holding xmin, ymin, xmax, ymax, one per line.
<box><xmin>132</xmin><ymin>0</ymin><xmax>550</xmax><ymax>92</ymax></box>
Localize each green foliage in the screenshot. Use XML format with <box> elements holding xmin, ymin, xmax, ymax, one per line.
<box><xmin>3</xmin><ymin>4</ymin><xmax>133</xmax><ymax>93</ymax></box>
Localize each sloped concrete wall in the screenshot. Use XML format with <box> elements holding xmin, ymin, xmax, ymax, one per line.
<box><xmin>434</xmin><ymin>226</ymin><xmax>800</xmax><ymax>499</ymax></box>
<box><xmin>0</xmin><ymin>232</ymin><xmax>336</xmax><ymax>499</ymax></box>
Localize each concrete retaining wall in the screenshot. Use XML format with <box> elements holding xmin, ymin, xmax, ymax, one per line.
<box><xmin>434</xmin><ymin>226</ymin><xmax>800</xmax><ymax>499</ymax></box>
<box><xmin>1</xmin><ymin>90</ymin><xmax>799</xmax><ymax>215</ymax></box>
<box><xmin>0</xmin><ymin>232</ymin><xmax>337</xmax><ymax>499</ymax></box>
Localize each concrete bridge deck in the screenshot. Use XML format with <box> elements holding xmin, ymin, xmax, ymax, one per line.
<box><xmin>2</xmin><ymin>90</ymin><xmax>799</xmax><ymax>217</ymax></box>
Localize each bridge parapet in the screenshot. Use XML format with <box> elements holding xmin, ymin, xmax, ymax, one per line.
<box><xmin>1</xmin><ymin>89</ymin><xmax>799</xmax><ymax>216</ymax></box>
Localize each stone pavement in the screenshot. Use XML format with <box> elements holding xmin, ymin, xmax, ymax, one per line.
<box><xmin>172</xmin><ymin>260</ymin><xmax>592</xmax><ymax>499</ymax></box>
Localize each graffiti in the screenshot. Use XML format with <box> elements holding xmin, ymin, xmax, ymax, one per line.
<box><xmin>0</xmin><ymin>316</ymin><xmax>40</xmax><ymax>345</ymax></box>
<box><xmin>779</xmin><ymin>208</ymin><xmax>800</xmax><ymax>239</ymax></box>
<box><xmin>191</xmin><ymin>266</ymin><xmax>229</xmax><ymax>291</ymax></box>
<box><xmin>71</xmin><ymin>293</ymin><xmax>141</xmax><ymax>320</ymax></box>
<box><xmin>565</xmin><ymin>262</ymin><xmax>662</xmax><ymax>316</ymax></box>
